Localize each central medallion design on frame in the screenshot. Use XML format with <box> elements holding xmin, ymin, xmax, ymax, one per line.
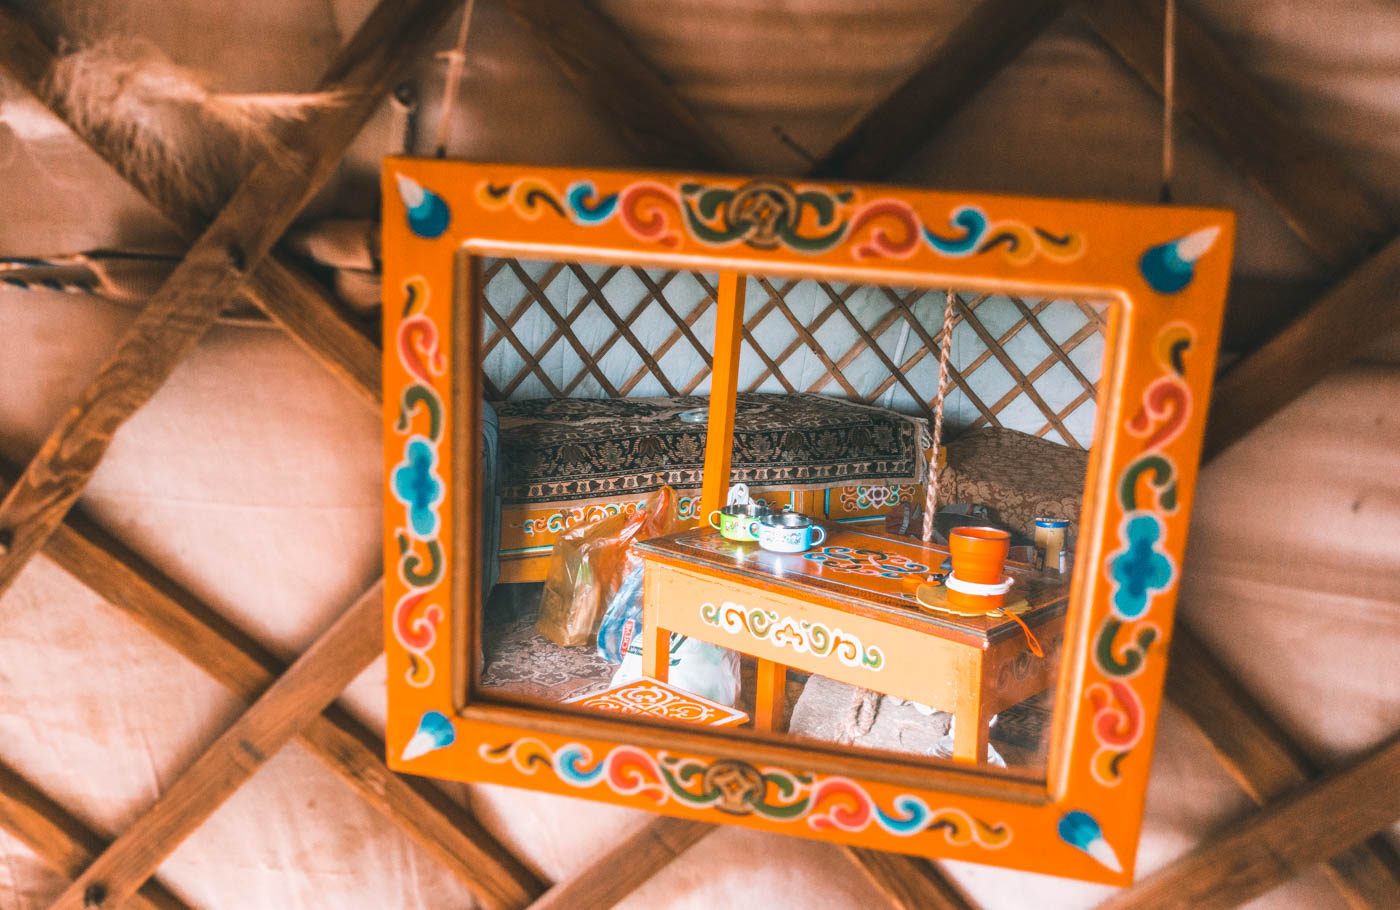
<box><xmin>723</xmin><ymin>181</ymin><xmax>799</xmax><ymax>248</ymax></box>
<box><xmin>703</xmin><ymin>759</ymin><xmax>767</xmax><ymax>815</ymax></box>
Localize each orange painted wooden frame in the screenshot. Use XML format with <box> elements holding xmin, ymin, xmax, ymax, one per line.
<box><xmin>381</xmin><ymin>157</ymin><xmax>1233</xmax><ymax>884</ymax></box>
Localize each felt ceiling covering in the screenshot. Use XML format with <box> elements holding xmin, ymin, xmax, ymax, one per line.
<box><xmin>0</xmin><ymin>0</ymin><xmax>1397</xmax><ymax>907</ymax></box>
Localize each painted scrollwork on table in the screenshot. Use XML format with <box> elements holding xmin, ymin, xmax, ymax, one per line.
<box><xmin>803</xmin><ymin>544</ymin><xmax>928</xmax><ymax>579</ymax></box>
<box><xmin>700</xmin><ymin>600</ymin><xmax>885</xmax><ymax>671</ymax></box>
<box><xmin>481</xmin><ymin>738</ymin><xmax>1011</xmax><ymax>848</ymax></box>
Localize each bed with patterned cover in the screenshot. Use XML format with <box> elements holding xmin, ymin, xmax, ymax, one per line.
<box><xmin>494</xmin><ymin>392</ymin><xmax>929</xmax><ymax>582</ymax></box>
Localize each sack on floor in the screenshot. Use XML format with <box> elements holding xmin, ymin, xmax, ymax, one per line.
<box><xmin>536</xmin><ymin>485</ymin><xmax>681</xmax><ymax>647</ymax></box>
<box><xmin>612</xmin><ymin>628</ymin><xmax>741</xmax><ymax>707</ymax></box>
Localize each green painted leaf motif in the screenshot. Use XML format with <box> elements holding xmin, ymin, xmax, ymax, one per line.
<box><xmin>1095</xmin><ymin>619</ymin><xmax>1156</xmax><ymax>677</ymax></box>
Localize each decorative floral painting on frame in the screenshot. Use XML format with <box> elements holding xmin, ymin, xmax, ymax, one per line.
<box><xmin>382</xmin><ymin>158</ymin><xmax>1233</xmax><ymax>885</ymax></box>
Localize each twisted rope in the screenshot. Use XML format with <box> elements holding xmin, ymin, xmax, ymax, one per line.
<box><xmin>922</xmin><ymin>289</ymin><xmax>958</xmax><ymax>542</ymax></box>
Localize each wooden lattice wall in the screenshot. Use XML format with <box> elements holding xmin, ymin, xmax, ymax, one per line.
<box><xmin>480</xmin><ymin>257</ymin><xmax>1111</xmax><ymax>448</ymax></box>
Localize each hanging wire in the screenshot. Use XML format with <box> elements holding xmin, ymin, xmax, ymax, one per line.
<box><xmin>433</xmin><ymin>0</ymin><xmax>479</xmax><ymax>158</ymax></box>
<box><xmin>1160</xmin><ymin>0</ymin><xmax>1176</xmax><ymax>203</ymax></box>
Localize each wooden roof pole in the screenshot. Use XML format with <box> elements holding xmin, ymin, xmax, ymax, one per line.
<box><xmin>1203</xmin><ymin>237</ymin><xmax>1400</xmax><ymax>460</ymax></box>
<box><xmin>0</xmin><ymin>0</ymin><xmax>457</xmax><ymax>598</ymax></box>
<box><xmin>0</xmin><ymin>5</ymin><xmax>381</xmax><ymax>409</ymax></box>
<box><xmin>0</xmin><ymin>760</ymin><xmax>190</xmax><ymax>910</ymax></box>
<box><xmin>500</xmin><ymin>0</ymin><xmax>738</xmax><ymax>171</ymax></box>
<box><xmin>1096</xmin><ymin>735</ymin><xmax>1400</xmax><ymax>910</ymax></box>
<box><xmin>526</xmin><ymin>817</ymin><xmax>715</xmax><ymax>910</ymax></box>
<box><xmin>0</xmin><ymin>459</ymin><xmax>545</xmax><ymax>905</ymax></box>
<box><xmin>1078</xmin><ymin>0</ymin><xmax>1393</xmax><ymax>274</ymax></box>
<box><xmin>45</xmin><ymin>582</ymin><xmax>383</xmax><ymax>910</ymax></box>
<box><xmin>845</xmin><ymin>848</ymin><xmax>981</xmax><ymax>910</ymax></box>
<box><xmin>1165</xmin><ymin>626</ymin><xmax>1400</xmax><ymax>909</ymax></box>
<box><xmin>809</xmin><ymin>0</ymin><xmax>1072</xmax><ymax>179</ymax></box>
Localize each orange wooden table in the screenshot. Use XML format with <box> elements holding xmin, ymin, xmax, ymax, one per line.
<box><xmin>635</xmin><ymin>526</ymin><xmax>1068</xmax><ymax>763</ymax></box>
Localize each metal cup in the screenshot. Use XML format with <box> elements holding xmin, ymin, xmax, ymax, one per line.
<box><xmin>708</xmin><ymin>500</ymin><xmax>770</xmax><ymax>541</ymax></box>
<box><xmin>751</xmin><ymin>511</ymin><xmax>827</xmax><ymax>553</ymax></box>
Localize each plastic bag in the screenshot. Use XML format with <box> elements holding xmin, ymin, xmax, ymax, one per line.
<box><xmin>597</xmin><ymin>564</ymin><xmax>644</xmax><ymax>663</ymax></box>
<box><xmin>536</xmin><ymin>486</ymin><xmax>681</xmax><ymax>647</ymax></box>
<box><xmin>612</xmin><ymin>631</ymin><xmax>741</xmax><ymax>707</ymax></box>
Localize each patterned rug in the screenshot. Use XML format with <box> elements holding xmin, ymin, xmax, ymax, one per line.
<box><xmin>498</xmin><ymin>393</ymin><xmax>927</xmax><ymax>506</ymax></box>
<box><xmin>481</xmin><ymin>586</ymin><xmax>615</xmax><ymax>702</ymax></box>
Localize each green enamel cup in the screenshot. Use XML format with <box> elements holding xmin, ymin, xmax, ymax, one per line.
<box><xmin>708</xmin><ymin>500</ymin><xmax>769</xmax><ymax>541</ymax></box>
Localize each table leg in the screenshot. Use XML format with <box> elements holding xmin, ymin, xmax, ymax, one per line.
<box><xmin>754</xmin><ymin>659</ymin><xmax>786</xmax><ymax>732</ymax></box>
<box><xmin>642</xmin><ymin>622</ymin><xmax>670</xmax><ymax>683</ymax></box>
<box><xmin>641</xmin><ymin>572</ymin><xmax>670</xmax><ymax>683</ymax></box>
<box><xmin>952</xmin><ymin>685</ymin><xmax>991</xmax><ymax>763</ymax></box>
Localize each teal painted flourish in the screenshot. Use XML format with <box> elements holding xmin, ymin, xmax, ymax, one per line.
<box><xmin>392</xmin><ymin>438</ymin><xmax>444</xmax><ymax>538</ymax></box>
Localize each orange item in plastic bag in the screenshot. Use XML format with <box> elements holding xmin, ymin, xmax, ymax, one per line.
<box><xmin>536</xmin><ymin>486</ymin><xmax>681</xmax><ymax>647</ymax></box>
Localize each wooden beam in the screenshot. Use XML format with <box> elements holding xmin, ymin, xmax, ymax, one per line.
<box><xmin>809</xmin><ymin>0</ymin><xmax>1071</xmax><ymax>179</ymax></box>
<box><xmin>0</xmin><ymin>760</ymin><xmax>189</xmax><ymax>910</ymax></box>
<box><xmin>1078</xmin><ymin>0</ymin><xmax>1393</xmax><ymax>271</ymax></box>
<box><xmin>1203</xmin><ymin>235</ymin><xmax>1400</xmax><ymax>461</ymax></box>
<box><xmin>1217</xmin><ymin>275</ymin><xmax>1324</xmax><ymax>355</ymax></box>
<box><xmin>501</xmin><ymin>0</ymin><xmax>736</xmax><ymax>171</ymax></box>
<box><xmin>527</xmin><ymin>817</ymin><xmax>713</xmax><ymax>910</ymax></box>
<box><xmin>0</xmin><ymin>462</ymin><xmax>543</xmax><ymax>908</ymax></box>
<box><xmin>845</xmin><ymin>848</ymin><xmax>982</xmax><ymax>910</ymax></box>
<box><xmin>0</xmin><ymin>0</ymin><xmax>458</xmax><ymax>601</ymax></box>
<box><xmin>699</xmin><ymin>270</ymin><xmax>747</xmax><ymax>519</ymax></box>
<box><xmin>1097</xmin><ymin>735</ymin><xmax>1400</xmax><ymax>910</ymax></box>
<box><xmin>1166</xmin><ymin>627</ymin><xmax>1400</xmax><ymax>908</ymax></box>
<box><xmin>47</xmin><ymin>581</ymin><xmax>383</xmax><ymax>910</ymax></box>
<box><xmin>0</xmin><ymin>4</ymin><xmax>380</xmax><ymax>409</ymax></box>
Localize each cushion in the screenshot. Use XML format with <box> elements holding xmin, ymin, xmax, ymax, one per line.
<box><xmin>498</xmin><ymin>393</ymin><xmax>928</xmax><ymax>507</ymax></box>
<box><xmin>936</xmin><ymin>427</ymin><xmax>1089</xmax><ymax>538</ymax></box>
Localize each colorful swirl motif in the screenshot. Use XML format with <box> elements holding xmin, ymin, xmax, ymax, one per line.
<box><xmin>924</xmin><ymin>205</ymin><xmax>1084</xmax><ymax>265</ymax></box>
<box><xmin>1089</xmin><ymin>324</ymin><xmax>1195</xmax><ymax>784</ymax></box>
<box><xmin>480</xmin><ymin>738</ymin><xmax>1010</xmax><ymax>847</ymax></box>
<box><xmin>521</xmin><ymin>501</ymin><xmax>639</xmax><ymax>537</ymax></box>
<box><xmin>566</xmin><ymin>679</ymin><xmax>746</xmax><ymax>727</ymax></box>
<box><xmin>520</xmin><ymin>495</ymin><xmax>703</xmax><ymax>537</ymax></box>
<box><xmin>474</xmin><ymin>177</ymin><xmax>1084</xmax><ymax>266</ymax></box>
<box><xmin>391</xmin><ymin>276</ymin><xmax>447</xmax><ymax>688</ymax></box>
<box><xmin>838</xmin><ymin>483</ymin><xmax>915</xmax><ymax>511</ymax></box>
<box><xmin>803</xmin><ymin>545</ymin><xmax>928</xmax><ymax>579</ymax></box>
<box><xmin>699</xmin><ymin>601</ymin><xmax>885</xmax><ymax>672</ymax></box>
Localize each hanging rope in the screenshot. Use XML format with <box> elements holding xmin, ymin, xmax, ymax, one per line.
<box><xmin>1160</xmin><ymin>0</ymin><xmax>1176</xmax><ymax>203</ymax></box>
<box><xmin>432</xmin><ymin>0</ymin><xmax>478</xmax><ymax>157</ymax></box>
<box><xmin>921</xmin><ymin>289</ymin><xmax>958</xmax><ymax>543</ymax></box>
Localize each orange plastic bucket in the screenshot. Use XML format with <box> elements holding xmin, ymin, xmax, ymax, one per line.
<box><xmin>948</xmin><ymin>526</ymin><xmax>1011</xmax><ymax>609</ymax></box>
<box><xmin>949</xmin><ymin>526</ymin><xmax>1010</xmax><ymax>582</ymax></box>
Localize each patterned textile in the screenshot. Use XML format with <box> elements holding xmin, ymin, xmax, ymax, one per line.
<box><xmin>936</xmin><ymin>428</ymin><xmax>1089</xmax><ymax>538</ymax></box>
<box><xmin>481</xmin><ymin>591</ymin><xmax>615</xmax><ymax>702</ymax></box>
<box><xmin>498</xmin><ymin>393</ymin><xmax>928</xmax><ymax>506</ymax></box>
